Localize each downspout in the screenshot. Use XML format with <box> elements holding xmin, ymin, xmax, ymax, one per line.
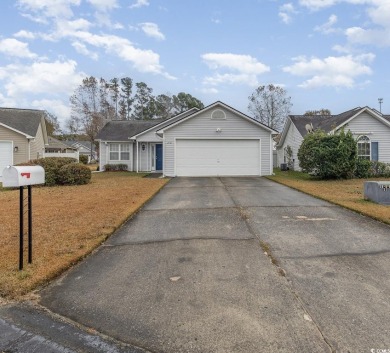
<box><xmin>136</xmin><ymin>141</ymin><xmax>139</xmax><ymax>173</ymax></box>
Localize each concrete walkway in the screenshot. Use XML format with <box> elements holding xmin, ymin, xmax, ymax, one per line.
<box><xmin>1</xmin><ymin>177</ymin><xmax>390</xmax><ymax>353</ymax></box>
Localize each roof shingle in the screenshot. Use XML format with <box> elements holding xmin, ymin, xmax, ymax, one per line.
<box><xmin>0</xmin><ymin>107</ymin><xmax>45</xmax><ymax>137</ymax></box>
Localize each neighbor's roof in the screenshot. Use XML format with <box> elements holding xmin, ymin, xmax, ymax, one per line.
<box><xmin>96</xmin><ymin>119</ymin><xmax>165</xmax><ymax>141</ymax></box>
<box><xmin>64</xmin><ymin>140</ymin><xmax>96</xmax><ymax>152</ymax></box>
<box><xmin>0</xmin><ymin>107</ymin><xmax>46</xmax><ymax>138</ymax></box>
<box><xmin>290</xmin><ymin>106</ymin><xmax>390</xmax><ymax>137</ymax></box>
<box><xmin>47</xmin><ymin>136</ymin><xmax>77</xmax><ymax>150</ymax></box>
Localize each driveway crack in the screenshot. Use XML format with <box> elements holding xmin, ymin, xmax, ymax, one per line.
<box><xmin>219</xmin><ymin>177</ymin><xmax>335</xmax><ymax>353</ymax></box>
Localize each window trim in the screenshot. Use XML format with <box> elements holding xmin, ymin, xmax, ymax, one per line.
<box><xmin>109</xmin><ymin>143</ymin><xmax>131</xmax><ymax>161</ymax></box>
<box><xmin>357</xmin><ymin>135</ymin><xmax>371</xmax><ymax>160</ymax></box>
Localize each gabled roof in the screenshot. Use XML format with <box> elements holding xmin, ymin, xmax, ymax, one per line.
<box><xmin>129</xmin><ymin>108</ymin><xmax>199</xmax><ymax>139</ymax></box>
<box><xmin>290</xmin><ymin>107</ymin><xmax>361</xmax><ymax>137</ymax></box>
<box><xmin>96</xmin><ymin>119</ymin><xmax>165</xmax><ymax>142</ymax></box>
<box><xmin>277</xmin><ymin>106</ymin><xmax>390</xmax><ymax>148</ymax></box>
<box><xmin>157</xmin><ymin>101</ymin><xmax>279</xmax><ymax>134</ymax></box>
<box><xmin>47</xmin><ymin>136</ymin><xmax>77</xmax><ymax>150</ymax></box>
<box><xmin>0</xmin><ymin>107</ymin><xmax>47</xmax><ymax>139</ymax></box>
<box><xmin>64</xmin><ymin>140</ymin><xmax>96</xmax><ymax>152</ymax></box>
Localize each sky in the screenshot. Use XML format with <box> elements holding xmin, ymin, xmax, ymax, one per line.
<box><xmin>0</xmin><ymin>0</ymin><xmax>389</xmax><ymax>129</ymax></box>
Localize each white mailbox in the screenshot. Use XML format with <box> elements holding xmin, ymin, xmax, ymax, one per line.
<box><xmin>2</xmin><ymin>166</ymin><xmax>45</xmax><ymax>187</ymax></box>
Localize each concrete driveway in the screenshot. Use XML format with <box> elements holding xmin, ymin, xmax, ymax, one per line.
<box><xmin>12</xmin><ymin>177</ymin><xmax>390</xmax><ymax>352</ymax></box>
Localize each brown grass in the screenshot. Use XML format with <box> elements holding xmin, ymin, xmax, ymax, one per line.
<box><xmin>0</xmin><ymin>172</ymin><xmax>168</xmax><ymax>298</ymax></box>
<box><xmin>267</xmin><ymin>170</ymin><xmax>390</xmax><ymax>225</ymax></box>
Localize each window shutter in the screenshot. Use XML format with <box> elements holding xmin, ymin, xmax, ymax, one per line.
<box><xmin>371</xmin><ymin>142</ymin><xmax>379</xmax><ymax>161</ymax></box>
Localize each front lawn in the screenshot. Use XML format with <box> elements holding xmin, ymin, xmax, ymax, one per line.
<box><xmin>267</xmin><ymin>169</ymin><xmax>390</xmax><ymax>225</ymax></box>
<box><xmin>0</xmin><ymin>172</ymin><xmax>169</xmax><ymax>299</ymax></box>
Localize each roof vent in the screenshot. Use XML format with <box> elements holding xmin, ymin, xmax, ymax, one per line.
<box><xmin>211</xmin><ymin>109</ymin><xmax>226</xmax><ymax>120</ymax></box>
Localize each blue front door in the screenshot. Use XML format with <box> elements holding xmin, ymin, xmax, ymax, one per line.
<box><xmin>156</xmin><ymin>144</ymin><xmax>163</xmax><ymax>170</ymax></box>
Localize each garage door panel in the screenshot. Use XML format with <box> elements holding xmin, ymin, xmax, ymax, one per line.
<box><xmin>176</xmin><ymin>139</ymin><xmax>260</xmax><ymax>177</ymax></box>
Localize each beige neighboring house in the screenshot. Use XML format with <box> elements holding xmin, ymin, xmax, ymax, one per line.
<box><xmin>0</xmin><ymin>108</ymin><xmax>48</xmax><ymax>177</ymax></box>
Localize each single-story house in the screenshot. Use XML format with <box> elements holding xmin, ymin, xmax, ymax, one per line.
<box><xmin>0</xmin><ymin>108</ymin><xmax>48</xmax><ymax>177</ymax></box>
<box><xmin>64</xmin><ymin>140</ymin><xmax>98</xmax><ymax>162</ymax></box>
<box><xmin>46</xmin><ymin>136</ymin><xmax>78</xmax><ymax>153</ymax></box>
<box><xmin>96</xmin><ymin>101</ymin><xmax>277</xmax><ymax>177</ymax></box>
<box><xmin>276</xmin><ymin>106</ymin><xmax>390</xmax><ymax>170</ymax></box>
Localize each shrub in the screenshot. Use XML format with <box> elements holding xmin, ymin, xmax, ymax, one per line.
<box><xmin>298</xmin><ymin>129</ymin><xmax>357</xmax><ymax>179</ymax></box>
<box><xmin>354</xmin><ymin>160</ymin><xmax>390</xmax><ymax>178</ymax></box>
<box><xmin>58</xmin><ymin>163</ymin><xmax>92</xmax><ymax>185</ymax></box>
<box><xmin>354</xmin><ymin>158</ymin><xmax>372</xmax><ymax>178</ymax></box>
<box><xmin>79</xmin><ymin>154</ymin><xmax>88</xmax><ymax>164</ymax></box>
<box><xmin>104</xmin><ymin>164</ymin><xmax>128</xmax><ymax>172</ymax></box>
<box><xmin>17</xmin><ymin>157</ymin><xmax>77</xmax><ymax>186</ymax></box>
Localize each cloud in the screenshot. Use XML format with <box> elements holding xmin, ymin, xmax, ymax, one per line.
<box><xmin>31</xmin><ymin>99</ymin><xmax>71</xmax><ymax>121</ymax></box>
<box><xmin>279</xmin><ymin>3</ymin><xmax>297</xmax><ymax>24</ymax></box>
<box><xmin>346</xmin><ymin>26</ymin><xmax>390</xmax><ymax>46</ymax></box>
<box><xmin>13</xmin><ymin>30</ymin><xmax>36</xmax><ymax>39</ymax></box>
<box><xmin>139</xmin><ymin>23</ymin><xmax>165</xmax><ymax>40</ymax></box>
<box><xmin>202</xmin><ymin>53</ymin><xmax>270</xmax><ymax>87</ymax></box>
<box><xmin>0</xmin><ymin>38</ymin><xmax>37</xmax><ymax>58</ymax></box>
<box><xmin>200</xmin><ymin>87</ymin><xmax>219</xmax><ymax>94</ymax></box>
<box><xmin>283</xmin><ymin>53</ymin><xmax>375</xmax><ymax>88</ymax></box>
<box><xmin>0</xmin><ymin>60</ymin><xmax>84</xmax><ymax>97</ymax></box>
<box><xmin>315</xmin><ymin>14</ymin><xmax>338</xmax><ymax>33</ymax></box>
<box><xmin>344</xmin><ymin>0</ymin><xmax>390</xmax><ymax>46</ymax></box>
<box><xmin>71</xmin><ymin>41</ymin><xmax>99</xmax><ymax>60</ymax></box>
<box><xmin>86</xmin><ymin>0</ymin><xmax>118</xmax><ymax>11</ymax></box>
<box><xmin>299</xmin><ymin>0</ymin><xmax>337</xmax><ymax>10</ymax></box>
<box><xmin>17</xmin><ymin>0</ymin><xmax>81</xmax><ymax>19</ymax></box>
<box><xmin>71</xmin><ymin>31</ymin><xmax>174</xmax><ymax>78</ymax></box>
<box><xmin>129</xmin><ymin>0</ymin><xmax>149</xmax><ymax>9</ymax></box>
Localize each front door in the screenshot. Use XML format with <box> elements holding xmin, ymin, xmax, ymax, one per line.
<box><xmin>156</xmin><ymin>144</ymin><xmax>163</xmax><ymax>170</ymax></box>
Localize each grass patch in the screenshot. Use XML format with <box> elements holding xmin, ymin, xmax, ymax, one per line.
<box><xmin>0</xmin><ymin>172</ymin><xmax>168</xmax><ymax>298</ymax></box>
<box><xmin>267</xmin><ymin>169</ymin><xmax>390</xmax><ymax>225</ymax></box>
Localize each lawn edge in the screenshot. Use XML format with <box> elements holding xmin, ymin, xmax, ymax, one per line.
<box><xmin>7</xmin><ymin>178</ymin><xmax>170</xmax><ymax>301</ymax></box>
<box><xmin>265</xmin><ymin>176</ymin><xmax>390</xmax><ymax>226</ymax></box>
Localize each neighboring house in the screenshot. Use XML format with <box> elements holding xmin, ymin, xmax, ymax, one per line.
<box><xmin>96</xmin><ymin>101</ymin><xmax>277</xmax><ymax>177</ymax></box>
<box><xmin>64</xmin><ymin>140</ymin><xmax>98</xmax><ymax>162</ymax></box>
<box><xmin>46</xmin><ymin>136</ymin><xmax>78</xmax><ymax>153</ymax></box>
<box><xmin>0</xmin><ymin>108</ymin><xmax>48</xmax><ymax>177</ymax></box>
<box><xmin>276</xmin><ymin>106</ymin><xmax>390</xmax><ymax>171</ymax></box>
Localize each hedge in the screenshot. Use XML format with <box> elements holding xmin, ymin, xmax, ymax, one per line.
<box><xmin>104</xmin><ymin>164</ymin><xmax>128</xmax><ymax>171</ymax></box>
<box><xmin>58</xmin><ymin>163</ymin><xmax>91</xmax><ymax>185</ymax></box>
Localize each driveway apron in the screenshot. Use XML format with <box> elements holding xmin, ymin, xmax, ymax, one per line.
<box><xmin>38</xmin><ymin>177</ymin><xmax>390</xmax><ymax>353</ymax></box>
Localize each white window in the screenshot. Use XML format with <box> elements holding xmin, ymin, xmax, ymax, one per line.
<box><xmin>120</xmin><ymin>144</ymin><xmax>130</xmax><ymax>160</ymax></box>
<box><xmin>109</xmin><ymin>143</ymin><xmax>130</xmax><ymax>161</ymax></box>
<box><xmin>357</xmin><ymin>135</ymin><xmax>370</xmax><ymax>160</ymax></box>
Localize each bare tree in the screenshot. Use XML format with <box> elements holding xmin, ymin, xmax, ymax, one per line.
<box><xmin>248</xmin><ymin>84</ymin><xmax>292</xmax><ymax>131</ymax></box>
<box><xmin>69</xmin><ymin>76</ymin><xmax>109</xmax><ymax>157</ymax></box>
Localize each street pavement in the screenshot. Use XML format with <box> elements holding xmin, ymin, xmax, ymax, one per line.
<box><xmin>1</xmin><ymin>177</ymin><xmax>390</xmax><ymax>353</ymax></box>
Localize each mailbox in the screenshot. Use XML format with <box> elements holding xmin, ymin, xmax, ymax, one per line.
<box><xmin>2</xmin><ymin>166</ymin><xmax>45</xmax><ymax>187</ymax></box>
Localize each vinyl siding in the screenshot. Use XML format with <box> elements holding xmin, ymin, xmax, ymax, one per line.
<box><xmin>0</xmin><ymin>125</ymin><xmax>28</xmax><ymax>164</ymax></box>
<box><xmin>343</xmin><ymin>112</ymin><xmax>390</xmax><ymax>163</ymax></box>
<box><xmin>276</xmin><ymin>120</ymin><xmax>303</xmax><ymax>171</ymax></box>
<box><xmin>163</xmin><ymin>107</ymin><xmax>273</xmax><ymax>177</ymax></box>
<box><xmin>99</xmin><ymin>142</ymin><xmax>133</xmax><ymax>171</ymax></box>
<box><xmin>30</xmin><ymin>122</ymin><xmax>45</xmax><ymax>160</ymax></box>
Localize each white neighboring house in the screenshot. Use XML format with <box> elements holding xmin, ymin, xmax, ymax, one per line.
<box><xmin>64</xmin><ymin>140</ymin><xmax>98</xmax><ymax>162</ymax></box>
<box><xmin>276</xmin><ymin>106</ymin><xmax>390</xmax><ymax>171</ymax></box>
<box><xmin>96</xmin><ymin>101</ymin><xmax>278</xmax><ymax>177</ymax></box>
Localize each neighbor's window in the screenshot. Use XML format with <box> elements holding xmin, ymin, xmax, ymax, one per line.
<box><xmin>109</xmin><ymin>143</ymin><xmax>130</xmax><ymax>161</ymax></box>
<box><xmin>357</xmin><ymin>135</ymin><xmax>370</xmax><ymax>160</ymax></box>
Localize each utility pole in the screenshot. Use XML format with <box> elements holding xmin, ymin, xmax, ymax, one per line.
<box><xmin>378</xmin><ymin>98</ymin><xmax>383</xmax><ymax>113</ymax></box>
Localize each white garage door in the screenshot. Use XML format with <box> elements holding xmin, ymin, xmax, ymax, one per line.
<box><xmin>176</xmin><ymin>139</ymin><xmax>260</xmax><ymax>177</ymax></box>
<box><xmin>0</xmin><ymin>141</ymin><xmax>13</xmax><ymax>177</ymax></box>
